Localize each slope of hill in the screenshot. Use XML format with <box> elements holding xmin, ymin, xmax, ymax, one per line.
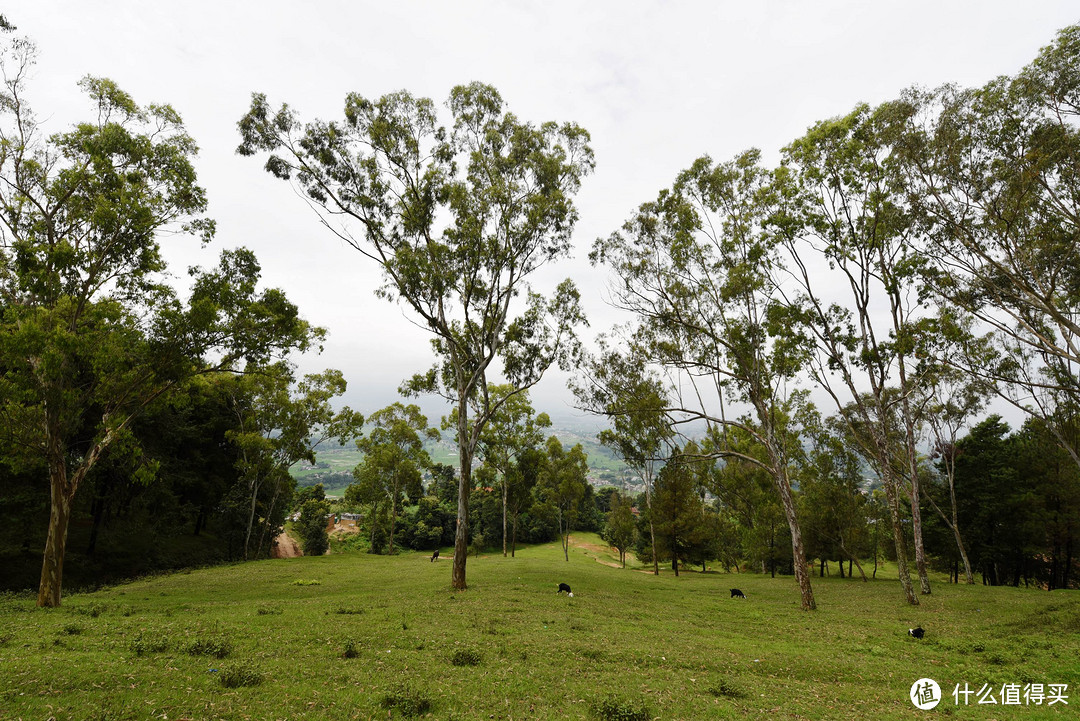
<box><xmin>1</xmin><ymin>536</ymin><xmax>1077</xmax><ymax>720</ymax></box>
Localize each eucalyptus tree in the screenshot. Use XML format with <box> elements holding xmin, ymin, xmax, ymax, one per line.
<box><xmin>603</xmin><ymin>490</ymin><xmax>637</xmax><ymax>568</ymax></box>
<box><xmin>505</xmin><ymin>446</ymin><xmax>542</xmax><ymax>556</ymax></box>
<box><xmin>574</xmin><ymin>347</ymin><xmax>672</xmax><ymax>575</ymax></box>
<box><xmin>538</xmin><ymin>436</ymin><xmax>589</xmax><ymax>562</ymax></box>
<box><xmin>0</xmin><ymin>40</ymin><xmax>318</xmax><ymax>607</ymax></box>
<box><xmin>891</xmin><ymin>24</ymin><xmax>1080</xmax><ymax>467</ymax></box>
<box><xmin>799</xmin><ymin>410</ymin><xmax>871</xmax><ymax>581</ymax></box>
<box><xmin>776</xmin><ymin>103</ymin><xmax>933</xmax><ymax>603</ymax></box>
<box><xmin>353</xmin><ymin>402</ymin><xmax>438</xmax><ymax>555</ymax></box>
<box><xmin>225</xmin><ymin>365</ymin><xmax>361</xmax><ymax>560</ymax></box>
<box><xmin>914</xmin><ymin>313</ymin><xmax>988</xmax><ymax>584</ymax></box>
<box><xmin>454</xmin><ymin>384</ymin><xmax>550</xmax><ymax>557</ymax></box>
<box><xmin>592</xmin><ymin>150</ymin><xmax>817</xmax><ymax>609</ymax></box>
<box><xmin>237</xmin><ymin>83</ymin><xmax>591</xmax><ymax>590</ymax></box>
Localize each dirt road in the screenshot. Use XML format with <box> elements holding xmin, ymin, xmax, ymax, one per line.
<box><xmin>272</xmin><ymin>531</ymin><xmax>302</xmax><ymax>558</ymax></box>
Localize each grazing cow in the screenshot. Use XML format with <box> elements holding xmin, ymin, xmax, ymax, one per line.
<box><xmin>430</xmin><ymin>550</ymin><xmax>439</xmax><ymax>562</ymax></box>
<box><xmin>558</xmin><ymin>582</ymin><xmax>573</xmax><ymax>597</ymax></box>
<box><xmin>730</xmin><ymin>588</ymin><xmax>746</xmax><ymax>599</ymax></box>
<box><xmin>908</xmin><ymin>626</ymin><xmax>925</xmax><ymax>639</ymax></box>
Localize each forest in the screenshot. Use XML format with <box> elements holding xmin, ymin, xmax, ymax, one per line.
<box><xmin>1</xmin><ymin>18</ymin><xmax>1079</xmax><ymax>611</ymax></box>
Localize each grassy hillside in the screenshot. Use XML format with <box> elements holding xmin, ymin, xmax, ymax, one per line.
<box><xmin>1</xmin><ymin>537</ymin><xmax>1077</xmax><ymax>720</ymax></box>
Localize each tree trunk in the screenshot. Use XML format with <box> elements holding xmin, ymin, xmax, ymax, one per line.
<box><xmin>502</xmin><ymin>480</ymin><xmax>508</xmax><ymax>557</ymax></box>
<box><xmin>452</xmin><ymin>450</ymin><xmax>471</xmax><ymax>590</ymax></box>
<box><xmin>451</xmin><ymin>387</ymin><xmax>473</xmax><ymax>591</ymax></box>
<box><xmin>388</xmin><ymin>496</ymin><xmax>398</xmax><ymax>555</ymax></box>
<box><xmin>644</xmin><ymin>468</ymin><xmax>659</xmax><ymax>576</ymax></box>
<box><xmin>244</xmin><ymin>477</ymin><xmax>260</xmax><ymax>561</ymax></box>
<box><xmin>949</xmin><ymin>482</ymin><xmax>975</xmax><ymax>585</ymax></box>
<box><xmin>908</xmin><ymin>479</ymin><xmax>931</xmax><ymax>595</ymax></box>
<box><xmin>39</xmin><ymin>463</ymin><xmax>74</xmax><ymax>608</ymax></box>
<box><xmin>1064</xmin><ymin>535</ymin><xmax>1073</xmax><ymax>590</ymax></box>
<box><xmin>511</xmin><ymin>512</ymin><xmax>518</xmax><ymax>557</ymax></box>
<box><xmin>560</xmin><ymin>508</ymin><xmax>570</xmax><ymax>561</ymax></box>
<box><xmin>882</xmin><ymin>470</ymin><xmax>919</xmax><ymax>605</ymax></box>
<box><xmin>774</xmin><ymin>466</ymin><xmax>815</xmax><ymax>610</ymax></box>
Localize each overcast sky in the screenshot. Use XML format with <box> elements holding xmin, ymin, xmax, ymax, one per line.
<box><xmin>9</xmin><ymin>1</ymin><xmax>1079</xmax><ymax>426</ymax></box>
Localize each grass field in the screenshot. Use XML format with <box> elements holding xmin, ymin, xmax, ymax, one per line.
<box><xmin>1</xmin><ymin>536</ymin><xmax>1078</xmax><ymax>720</ymax></box>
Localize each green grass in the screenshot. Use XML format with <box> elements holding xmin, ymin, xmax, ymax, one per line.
<box><xmin>1</xmin><ymin>536</ymin><xmax>1077</xmax><ymax>719</ymax></box>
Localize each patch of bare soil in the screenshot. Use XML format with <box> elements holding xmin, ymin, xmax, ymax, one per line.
<box><xmin>272</xmin><ymin>531</ymin><xmax>302</xmax><ymax>558</ymax></box>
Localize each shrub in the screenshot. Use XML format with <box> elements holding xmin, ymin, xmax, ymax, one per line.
<box><xmin>381</xmin><ymin>683</ymin><xmax>432</xmax><ymax>718</ymax></box>
<box><xmin>707</xmin><ymin>679</ymin><xmax>747</xmax><ymax>699</ymax></box>
<box><xmin>130</xmin><ymin>632</ymin><xmax>171</xmax><ymax>656</ymax></box>
<box><xmin>217</xmin><ymin>663</ymin><xmax>264</xmax><ymax>688</ymax></box>
<box><xmin>331</xmin><ymin>606</ymin><xmax>364</xmax><ymax>615</ymax></box>
<box><xmin>187</xmin><ymin>637</ymin><xmax>232</xmax><ymax>659</ymax></box>
<box><xmin>342</xmin><ymin>639</ymin><xmax>359</xmax><ymax>659</ymax></box>
<box><xmin>450</xmin><ymin>648</ymin><xmax>482</xmax><ymax>667</ymax></box>
<box><xmin>589</xmin><ymin>694</ymin><xmax>652</xmax><ymax>721</ymax></box>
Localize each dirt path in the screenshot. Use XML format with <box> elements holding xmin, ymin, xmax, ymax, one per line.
<box><xmin>568</xmin><ymin>536</ymin><xmax>622</xmax><ymax>568</ymax></box>
<box><xmin>273</xmin><ymin>531</ymin><xmax>302</xmax><ymax>558</ymax></box>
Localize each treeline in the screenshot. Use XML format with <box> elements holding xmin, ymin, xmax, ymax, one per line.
<box><xmin>0</xmin><ymin>371</ymin><xmax>358</xmax><ymax>592</ymax></box>
<box><xmin>582</xmin><ymin>416</ymin><xmax>1078</xmax><ymax>591</ymax></box>
<box><xmin>313</xmin><ymin>396</ymin><xmax>604</xmax><ymax>559</ymax></box>
<box><xmin>575</xmin><ymin>24</ymin><xmax>1080</xmax><ymax>608</ymax></box>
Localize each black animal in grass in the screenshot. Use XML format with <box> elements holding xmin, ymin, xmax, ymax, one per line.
<box><xmin>730</xmin><ymin>588</ymin><xmax>746</xmax><ymax>599</ymax></box>
<box><xmin>908</xmin><ymin>626</ymin><xmax>925</xmax><ymax>639</ymax></box>
<box><xmin>558</xmin><ymin>582</ymin><xmax>574</xmax><ymax>597</ymax></box>
<box><xmin>430</xmin><ymin>550</ymin><xmax>439</xmax><ymax>562</ymax></box>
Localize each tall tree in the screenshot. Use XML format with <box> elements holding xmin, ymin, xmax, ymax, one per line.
<box><xmin>575</xmin><ymin>347</ymin><xmax>671</xmax><ymax>575</ymax></box>
<box><xmin>602</xmin><ymin>489</ymin><xmax>637</xmax><ymax>568</ymax></box>
<box><xmin>777</xmin><ymin>102</ymin><xmax>933</xmax><ymax>602</ymax></box>
<box><xmin>538</xmin><ymin>436</ymin><xmax>588</xmax><ymax>562</ymax></box>
<box><xmin>892</xmin><ymin>24</ymin><xmax>1080</xmax><ymax>470</ymax></box>
<box><xmin>592</xmin><ymin>150</ymin><xmax>817</xmax><ymax>609</ymax></box>
<box><xmin>505</xmin><ymin>446</ymin><xmax>543</xmax><ymax>556</ymax></box>
<box><xmin>353</xmin><ymin>402</ymin><xmax>438</xmax><ymax>555</ymax></box>
<box><xmin>0</xmin><ymin>40</ymin><xmax>317</xmax><ymax>606</ymax></box>
<box><xmin>458</xmin><ymin>384</ymin><xmax>549</xmax><ymax>557</ymax></box>
<box><xmin>237</xmin><ymin>83</ymin><xmax>592</xmax><ymax>590</ymax></box>
<box><xmin>915</xmin><ymin>318</ymin><xmax>987</xmax><ymax>584</ymax></box>
<box><xmin>225</xmin><ymin>365</ymin><xmax>361</xmax><ymax>560</ymax></box>
<box><xmin>651</xmin><ymin>449</ymin><xmax>710</xmax><ymax>577</ymax></box>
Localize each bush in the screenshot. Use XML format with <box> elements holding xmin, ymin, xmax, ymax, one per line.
<box><xmin>589</xmin><ymin>694</ymin><xmax>652</xmax><ymax>721</ymax></box>
<box><xmin>217</xmin><ymin>663</ymin><xmax>264</xmax><ymax>688</ymax></box>
<box><xmin>380</xmin><ymin>683</ymin><xmax>432</xmax><ymax>718</ymax></box>
<box><xmin>450</xmin><ymin>648</ymin><xmax>482</xmax><ymax>667</ymax></box>
<box><xmin>187</xmin><ymin>636</ymin><xmax>232</xmax><ymax>659</ymax></box>
<box><xmin>130</xmin><ymin>632</ymin><xmax>171</xmax><ymax>656</ymax></box>
<box><xmin>707</xmin><ymin>679</ymin><xmax>747</xmax><ymax>699</ymax></box>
